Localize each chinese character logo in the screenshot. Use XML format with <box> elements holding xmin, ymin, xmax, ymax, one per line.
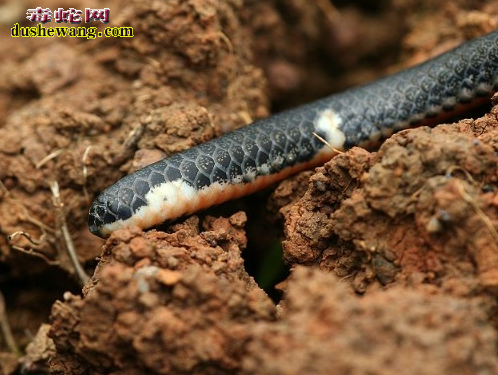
<box><xmin>26</xmin><ymin>7</ymin><xmax>52</xmax><ymax>23</ymax></box>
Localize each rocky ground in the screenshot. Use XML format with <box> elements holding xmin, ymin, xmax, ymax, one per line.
<box><xmin>1</xmin><ymin>0</ymin><xmax>498</xmax><ymax>374</ymax></box>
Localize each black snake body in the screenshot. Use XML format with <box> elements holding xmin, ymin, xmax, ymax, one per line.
<box><xmin>89</xmin><ymin>30</ymin><xmax>498</xmax><ymax>238</ymax></box>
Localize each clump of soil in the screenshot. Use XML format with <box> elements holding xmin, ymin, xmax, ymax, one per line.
<box><xmin>49</xmin><ymin>214</ymin><xmax>276</xmax><ymax>374</ymax></box>
<box><xmin>282</xmin><ymin>107</ymin><xmax>498</xmax><ymax>295</ymax></box>
<box><xmin>243</xmin><ymin>267</ymin><xmax>498</xmax><ymax>375</ymax></box>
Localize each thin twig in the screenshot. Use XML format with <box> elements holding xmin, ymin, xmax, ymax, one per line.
<box><xmin>217</xmin><ymin>30</ymin><xmax>236</xmax><ymax>80</ymax></box>
<box><xmin>122</xmin><ymin>122</ymin><xmax>145</xmax><ymax>150</ymax></box>
<box><xmin>316</xmin><ymin>0</ymin><xmax>341</xmax><ymax>24</ymax></box>
<box><xmin>7</xmin><ymin>231</ymin><xmax>59</xmax><ymax>265</ymax></box>
<box><xmin>35</xmin><ymin>149</ymin><xmax>64</xmax><ymax>169</ymax></box>
<box><xmin>0</xmin><ymin>289</ymin><xmax>21</xmax><ymax>356</ymax></box>
<box><xmin>238</xmin><ymin>110</ymin><xmax>253</xmax><ymax>125</ymax></box>
<box><xmin>8</xmin><ymin>231</ymin><xmax>43</xmax><ymax>246</ymax></box>
<box><xmin>454</xmin><ymin>180</ymin><xmax>498</xmax><ymax>244</ymax></box>
<box><xmin>312</xmin><ymin>132</ymin><xmax>343</xmax><ymax>154</ymax></box>
<box><xmin>81</xmin><ymin>145</ymin><xmax>92</xmax><ymax>203</ymax></box>
<box><xmin>446</xmin><ymin>165</ymin><xmax>476</xmax><ymax>184</ymax></box>
<box><xmin>218</xmin><ymin>30</ymin><xmax>234</xmax><ymax>56</ymax></box>
<box><xmin>111</xmin><ymin>122</ymin><xmax>145</xmax><ymax>166</ymax></box>
<box><xmin>3</xmin><ymin>180</ymin><xmax>60</xmax><ymax>264</ymax></box>
<box><xmin>50</xmin><ymin>181</ymin><xmax>89</xmax><ymax>286</ymax></box>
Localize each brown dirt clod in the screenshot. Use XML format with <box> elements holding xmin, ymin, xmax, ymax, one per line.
<box><xmin>2</xmin><ymin>0</ymin><xmax>498</xmax><ymax>374</ymax></box>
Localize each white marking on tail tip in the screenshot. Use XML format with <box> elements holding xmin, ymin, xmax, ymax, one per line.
<box><xmin>315</xmin><ymin>109</ymin><xmax>346</xmax><ymax>150</ymax></box>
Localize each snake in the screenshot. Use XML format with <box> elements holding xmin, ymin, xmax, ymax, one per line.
<box><xmin>89</xmin><ymin>29</ymin><xmax>498</xmax><ymax>238</ymax></box>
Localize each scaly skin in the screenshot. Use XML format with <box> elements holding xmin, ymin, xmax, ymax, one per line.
<box><xmin>89</xmin><ymin>30</ymin><xmax>498</xmax><ymax>238</ymax></box>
